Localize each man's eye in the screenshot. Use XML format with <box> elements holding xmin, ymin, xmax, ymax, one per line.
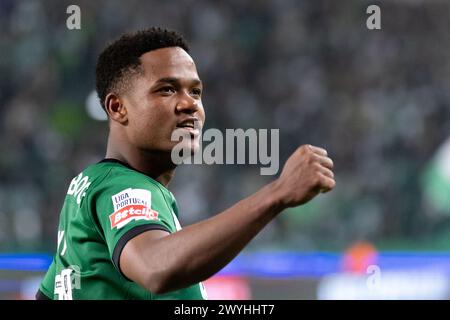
<box><xmin>158</xmin><ymin>87</ymin><xmax>175</xmax><ymax>94</ymax></box>
<box><xmin>192</xmin><ymin>88</ymin><xmax>202</xmax><ymax>96</ymax></box>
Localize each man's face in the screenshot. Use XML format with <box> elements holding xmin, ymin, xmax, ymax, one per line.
<box><xmin>121</xmin><ymin>47</ymin><xmax>205</xmax><ymax>156</ymax></box>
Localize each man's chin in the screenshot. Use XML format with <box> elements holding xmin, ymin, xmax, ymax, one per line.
<box><xmin>169</xmin><ymin>138</ymin><xmax>201</xmax><ymax>165</ymax></box>
<box><xmin>179</xmin><ymin>142</ymin><xmax>200</xmax><ymax>156</ymax></box>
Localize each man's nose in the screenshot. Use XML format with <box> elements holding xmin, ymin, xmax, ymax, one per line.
<box><xmin>176</xmin><ymin>92</ymin><xmax>199</xmax><ymax>114</ymax></box>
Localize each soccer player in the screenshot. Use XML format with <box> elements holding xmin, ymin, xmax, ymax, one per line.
<box><xmin>36</xmin><ymin>27</ymin><xmax>335</xmax><ymax>300</ymax></box>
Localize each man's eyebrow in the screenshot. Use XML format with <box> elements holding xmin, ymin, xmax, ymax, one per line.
<box><xmin>154</xmin><ymin>77</ymin><xmax>202</xmax><ymax>86</ymax></box>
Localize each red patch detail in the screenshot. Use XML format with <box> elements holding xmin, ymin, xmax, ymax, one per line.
<box><xmin>109</xmin><ymin>204</ymin><xmax>159</xmax><ymax>229</ymax></box>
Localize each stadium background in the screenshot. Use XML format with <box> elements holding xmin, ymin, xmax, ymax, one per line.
<box><xmin>1</xmin><ymin>0</ymin><xmax>450</xmax><ymax>299</ymax></box>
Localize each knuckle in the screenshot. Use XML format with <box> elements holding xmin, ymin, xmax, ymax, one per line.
<box><xmin>326</xmin><ymin>169</ymin><xmax>334</xmax><ymax>178</ymax></box>
<box><xmin>328</xmin><ymin>158</ymin><xmax>334</xmax><ymax>168</ymax></box>
<box><xmin>300</xmin><ymin>144</ymin><xmax>310</xmax><ymax>154</ymax></box>
<box><xmin>328</xmin><ymin>178</ymin><xmax>336</xmax><ymax>189</ymax></box>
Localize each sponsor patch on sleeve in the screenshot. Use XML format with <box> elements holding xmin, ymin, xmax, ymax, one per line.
<box><xmin>109</xmin><ymin>188</ymin><xmax>159</xmax><ymax>229</ymax></box>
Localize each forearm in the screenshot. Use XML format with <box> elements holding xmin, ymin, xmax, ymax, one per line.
<box><xmin>144</xmin><ymin>180</ymin><xmax>285</xmax><ymax>293</ymax></box>
<box><xmin>125</xmin><ymin>144</ymin><xmax>335</xmax><ymax>294</ymax></box>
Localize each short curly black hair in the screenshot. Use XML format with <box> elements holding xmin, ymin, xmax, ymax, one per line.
<box><xmin>95</xmin><ymin>27</ymin><xmax>189</xmax><ymax>110</ymax></box>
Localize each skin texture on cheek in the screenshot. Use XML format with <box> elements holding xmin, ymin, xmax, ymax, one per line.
<box><xmin>126</xmin><ymin>88</ymin><xmax>188</xmax><ymax>154</ymax></box>
<box><xmin>127</xmin><ymin>100</ymin><xmax>174</xmax><ymax>152</ymax></box>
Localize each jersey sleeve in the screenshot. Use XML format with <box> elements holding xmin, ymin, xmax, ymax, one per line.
<box><xmin>91</xmin><ymin>175</ymin><xmax>175</xmax><ymax>277</ymax></box>
<box><xmin>38</xmin><ymin>259</ymin><xmax>56</xmax><ymax>299</ymax></box>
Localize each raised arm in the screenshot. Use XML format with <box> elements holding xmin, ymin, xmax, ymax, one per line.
<box><xmin>120</xmin><ymin>144</ymin><xmax>335</xmax><ymax>294</ymax></box>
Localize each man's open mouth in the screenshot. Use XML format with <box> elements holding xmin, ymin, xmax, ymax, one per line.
<box><xmin>175</xmin><ymin>118</ymin><xmax>201</xmax><ymax>136</ymax></box>
<box><xmin>176</xmin><ymin>120</ymin><xmax>195</xmax><ymax>129</ymax></box>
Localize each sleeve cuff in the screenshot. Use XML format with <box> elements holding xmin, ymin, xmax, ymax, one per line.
<box><xmin>36</xmin><ymin>288</ymin><xmax>52</xmax><ymax>300</ymax></box>
<box><xmin>112</xmin><ymin>224</ymin><xmax>171</xmax><ymax>280</ymax></box>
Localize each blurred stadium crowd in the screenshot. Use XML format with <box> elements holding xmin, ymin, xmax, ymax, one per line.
<box><xmin>1</xmin><ymin>0</ymin><xmax>450</xmax><ymax>254</ymax></box>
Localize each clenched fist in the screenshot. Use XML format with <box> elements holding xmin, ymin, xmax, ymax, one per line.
<box><xmin>274</xmin><ymin>144</ymin><xmax>335</xmax><ymax>208</ymax></box>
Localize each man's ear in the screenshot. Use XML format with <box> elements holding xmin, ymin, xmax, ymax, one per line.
<box><xmin>105</xmin><ymin>93</ymin><xmax>127</xmax><ymax>124</ymax></box>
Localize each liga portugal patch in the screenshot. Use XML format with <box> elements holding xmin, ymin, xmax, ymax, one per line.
<box><xmin>109</xmin><ymin>188</ymin><xmax>159</xmax><ymax>229</ymax></box>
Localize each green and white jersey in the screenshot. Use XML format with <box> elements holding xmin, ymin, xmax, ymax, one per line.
<box><xmin>38</xmin><ymin>159</ymin><xmax>207</xmax><ymax>300</ymax></box>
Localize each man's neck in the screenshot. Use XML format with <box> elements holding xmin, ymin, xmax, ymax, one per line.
<box><xmin>106</xmin><ymin>137</ymin><xmax>176</xmax><ymax>187</ymax></box>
